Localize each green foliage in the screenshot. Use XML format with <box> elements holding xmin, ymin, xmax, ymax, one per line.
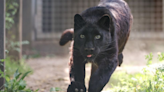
<box><xmin>0</xmin><ymin>69</ymin><xmax>39</xmax><ymax>92</ymax></box>
<box><xmin>109</xmin><ymin>52</ymin><xmax>164</xmax><ymax>92</ymax></box>
<box><xmin>6</xmin><ymin>0</ymin><xmax>19</xmax><ymax>30</ymax></box>
<box><xmin>0</xmin><ymin>58</ymin><xmax>62</xmax><ymax>92</ymax></box>
<box><xmin>5</xmin><ymin>57</ymin><xmax>32</xmax><ymax>77</ymax></box>
<box><xmin>145</xmin><ymin>52</ymin><xmax>153</xmax><ymax>65</ymax></box>
<box><xmin>5</xmin><ymin>0</ymin><xmax>30</xmax><ymax>61</ymax></box>
<box><xmin>0</xmin><ymin>58</ymin><xmax>36</xmax><ymax>92</ymax></box>
<box><xmin>6</xmin><ymin>40</ymin><xmax>29</xmax><ymax>54</ymax></box>
<box><xmin>158</xmin><ymin>52</ymin><xmax>164</xmax><ymax>62</ymax></box>
<box><xmin>50</xmin><ymin>87</ymin><xmax>62</xmax><ymax>92</ymax></box>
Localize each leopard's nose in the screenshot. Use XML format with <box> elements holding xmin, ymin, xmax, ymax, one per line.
<box><xmin>84</xmin><ymin>48</ymin><xmax>95</xmax><ymax>53</ymax></box>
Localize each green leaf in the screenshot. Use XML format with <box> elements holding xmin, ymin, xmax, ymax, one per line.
<box><xmin>50</xmin><ymin>87</ymin><xmax>56</xmax><ymax>92</ymax></box>
<box><xmin>14</xmin><ymin>48</ymin><xmax>21</xmax><ymax>52</ymax></box>
<box><xmin>0</xmin><ymin>59</ymin><xmax>4</xmax><ymax>62</ymax></box>
<box><xmin>14</xmin><ymin>69</ymin><xmax>22</xmax><ymax>80</ymax></box>
<box><xmin>34</xmin><ymin>89</ymin><xmax>39</xmax><ymax>92</ymax></box>
<box><xmin>145</xmin><ymin>53</ymin><xmax>153</xmax><ymax>65</ymax></box>
<box><xmin>146</xmin><ymin>60</ymin><xmax>152</xmax><ymax>65</ymax></box>
<box><xmin>10</xmin><ymin>78</ymin><xmax>16</xmax><ymax>90</ymax></box>
<box><xmin>19</xmin><ymin>71</ymin><xmax>31</xmax><ymax>81</ymax></box>
<box><xmin>22</xmin><ymin>41</ymin><xmax>30</xmax><ymax>45</ymax></box>
<box><xmin>158</xmin><ymin>52</ymin><xmax>164</xmax><ymax>62</ymax></box>
<box><xmin>5</xmin><ymin>50</ymin><xmax>9</xmax><ymax>54</ymax></box>
<box><xmin>50</xmin><ymin>87</ymin><xmax>61</xmax><ymax>92</ymax></box>
<box><xmin>4</xmin><ymin>83</ymin><xmax>8</xmax><ymax>88</ymax></box>
<box><xmin>18</xmin><ymin>80</ymin><xmax>26</xmax><ymax>90</ymax></box>
<box><xmin>5</xmin><ymin>76</ymin><xmax>10</xmax><ymax>83</ymax></box>
<box><xmin>0</xmin><ymin>63</ymin><xmax>4</xmax><ymax>67</ymax></box>
<box><xmin>0</xmin><ymin>70</ymin><xmax>5</xmax><ymax>78</ymax></box>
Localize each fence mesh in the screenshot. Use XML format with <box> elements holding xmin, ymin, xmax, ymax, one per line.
<box><xmin>41</xmin><ymin>0</ymin><xmax>163</xmax><ymax>33</ymax></box>
<box><xmin>42</xmin><ymin>0</ymin><xmax>99</xmax><ymax>33</ymax></box>
<box><xmin>127</xmin><ymin>0</ymin><xmax>162</xmax><ymax>32</ymax></box>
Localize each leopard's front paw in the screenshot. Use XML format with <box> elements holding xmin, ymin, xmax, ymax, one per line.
<box><xmin>67</xmin><ymin>82</ymin><xmax>86</xmax><ymax>92</ymax></box>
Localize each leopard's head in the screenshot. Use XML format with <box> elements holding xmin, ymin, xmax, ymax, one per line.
<box><xmin>73</xmin><ymin>13</ymin><xmax>115</xmax><ymax>63</ymax></box>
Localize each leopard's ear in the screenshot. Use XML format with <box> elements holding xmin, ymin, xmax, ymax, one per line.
<box><xmin>98</xmin><ymin>14</ymin><xmax>112</xmax><ymax>30</ymax></box>
<box><xmin>74</xmin><ymin>14</ymin><xmax>86</xmax><ymax>31</ymax></box>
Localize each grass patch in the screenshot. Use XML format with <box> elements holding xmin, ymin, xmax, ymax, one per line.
<box><xmin>104</xmin><ymin>52</ymin><xmax>164</xmax><ymax>92</ymax></box>
<box><xmin>108</xmin><ymin>71</ymin><xmax>140</xmax><ymax>87</ymax></box>
<box><xmin>5</xmin><ymin>57</ymin><xmax>32</xmax><ymax>77</ymax></box>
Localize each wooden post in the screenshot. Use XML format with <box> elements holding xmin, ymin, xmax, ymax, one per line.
<box><xmin>163</xmin><ymin>0</ymin><xmax>164</xmax><ymax>32</ymax></box>
<box><xmin>0</xmin><ymin>0</ymin><xmax>5</xmax><ymax>89</ymax></box>
<box><xmin>22</xmin><ymin>0</ymin><xmax>32</xmax><ymax>52</ymax></box>
<box><xmin>19</xmin><ymin>0</ymin><xmax>23</xmax><ymax>60</ymax></box>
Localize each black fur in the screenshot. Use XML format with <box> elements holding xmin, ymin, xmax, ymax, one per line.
<box><xmin>59</xmin><ymin>0</ymin><xmax>133</xmax><ymax>92</ymax></box>
<box><xmin>59</xmin><ymin>28</ymin><xmax>73</xmax><ymax>46</ymax></box>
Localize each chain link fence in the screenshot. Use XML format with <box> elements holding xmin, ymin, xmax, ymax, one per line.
<box><xmin>35</xmin><ymin>0</ymin><xmax>163</xmax><ymax>39</ymax></box>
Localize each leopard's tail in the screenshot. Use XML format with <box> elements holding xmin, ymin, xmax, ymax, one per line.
<box><xmin>59</xmin><ymin>28</ymin><xmax>74</xmax><ymax>46</ymax></box>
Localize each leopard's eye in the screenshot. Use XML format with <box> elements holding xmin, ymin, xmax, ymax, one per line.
<box><xmin>95</xmin><ymin>35</ymin><xmax>101</xmax><ymax>39</ymax></box>
<box><xmin>80</xmin><ymin>34</ymin><xmax>85</xmax><ymax>38</ymax></box>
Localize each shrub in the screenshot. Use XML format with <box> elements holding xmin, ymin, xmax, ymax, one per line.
<box><xmin>0</xmin><ymin>58</ymin><xmax>62</xmax><ymax>92</ymax></box>
<box><xmin>109</xmin><ymin>52</ymin><xmax>164</xmax><ymax>92</ymax></box>
<box><xmin>0</xmin><ymin>69</ymin><xmax>38</xmax><ymax>92</ymax></box>
<box><xmin>4</xmin><ymin>57</ymin><xmax>32</xmax><ymax>77</ymax></box>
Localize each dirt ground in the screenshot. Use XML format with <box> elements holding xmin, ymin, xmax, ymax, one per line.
<box><xmin>25</xmin><ymin>56</ymin><xmax>70</xmax><ymax>92</ymax></box>
<box><xmin>25</xmin><ymin>39</ymin><xmax>164</xmax><ymax>92</ymax></box>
